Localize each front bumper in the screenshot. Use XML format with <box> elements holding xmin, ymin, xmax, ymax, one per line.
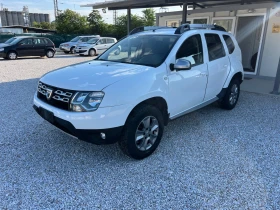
<box><xmin>33</xmin><ymin>105</ymin><xmax>123</xmax><ymax>144</ymax></box>
<box><xmin>59</xmin><ymin>46</ymin><xmax>71</xmax><ymax>51</ymax></box>
<box><xmin>33</xmin><ymin>94</ymin><xmax>131</xmax><ymax>144</ymax></box>
<box><xmin>0</xmin><ymin>52</ymin><xmax>7</xmax><ymax>58</ymax></box>
<box><xmin>75</xmin><ymin>49</ymin><xmax>88</xmax><ymax>55</ymax></box>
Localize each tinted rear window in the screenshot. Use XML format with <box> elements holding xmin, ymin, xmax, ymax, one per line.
<box><xmin>223</xmin><ymin>35</ymin><xmax>235</xmax><ymax>54</ymax></box>
<box><xmin>205</xmin><ymin>34</ymin><xmax>226</xmax><ymax>61</ymax></box>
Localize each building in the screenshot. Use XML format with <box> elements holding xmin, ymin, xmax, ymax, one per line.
<box><xmin>0</xmin><ymin>10</ymin><xmax>50</xmax><ymax>27</ymax></box>
<box><xmin>84</xmin><ymin>0</ymin><xmax>280</xmax><ymax>79</ymax></box>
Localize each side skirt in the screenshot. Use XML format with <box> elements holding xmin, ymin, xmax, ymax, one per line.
<box><xmin>169</xmin><ymin>97</ymin><xmax>219</xmax><ymax>120</ymax></box>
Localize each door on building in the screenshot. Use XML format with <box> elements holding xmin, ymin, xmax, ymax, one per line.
<box><xmin>235</xmin><ymin>15</ymin><xmax>264</xmax><ymax>74</ymax></box>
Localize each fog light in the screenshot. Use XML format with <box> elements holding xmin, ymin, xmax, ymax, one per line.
<box><xmin>100</xmin><ymin>133</ymin><xmax>106</xmax><ymax>139</ymax></box>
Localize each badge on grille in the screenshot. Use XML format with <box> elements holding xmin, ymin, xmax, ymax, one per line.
<box><xmin>46</xmin><ymin>88</ymin><xmax>53</xmax><ymax>100</ymax></box>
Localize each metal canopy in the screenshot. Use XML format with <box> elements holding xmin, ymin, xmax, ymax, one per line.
<box><xmin>81</xmin><ymin>0</ymin><xmax>277</xmax><ymax>10</ymax></box>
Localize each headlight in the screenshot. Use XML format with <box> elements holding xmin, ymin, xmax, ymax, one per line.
<box><xmin>0</xmin><ymin>48</ymin><xmax>4</xmax><ymax>52</ymax></box>
<box><xmin>70</xmin><ymin>91</ymin><xmax>105</xmax><ymax>112</ymax></box>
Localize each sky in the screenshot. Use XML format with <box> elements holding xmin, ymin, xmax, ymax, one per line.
<box><xmin>0</xmin><ymin>0</ymin><xmax>182</xmax><ymax>24</ymax></box>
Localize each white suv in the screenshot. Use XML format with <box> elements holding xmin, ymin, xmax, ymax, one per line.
<box><xmin>33</xmin><ymin>24</ymin><xmax>244</xmax><ymax>159</ymax></box>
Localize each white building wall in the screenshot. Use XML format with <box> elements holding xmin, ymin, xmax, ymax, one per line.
<box><xmin>259</xmin><ymin>7</ymin><xmax>280</xmax><ymax>77</ymax></box>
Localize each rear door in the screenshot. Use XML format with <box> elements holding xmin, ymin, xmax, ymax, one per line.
<box><xmin>106</xmin><ymin>38</ymin><xmax>116</xmax><ymax>49</ymax></box>
<box><xmin>33</xmin><ymin>38</ymin><xmax>46</xmax><ymax>56</ymax></box>
<box><xmin>203</xmin><ymin>33</ymin><xmax>230</xmax><ymax>101</ymax></box>
<box><xmin>16</xmin><ymin>38</ymin><xmax>34</xmax><ymax>56</ymax></box>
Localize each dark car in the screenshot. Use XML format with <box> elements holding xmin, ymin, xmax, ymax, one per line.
<box><xmin>0</xmin><ymin>36</ymin><xmax>56</xmax><ymax>60</ymax></box>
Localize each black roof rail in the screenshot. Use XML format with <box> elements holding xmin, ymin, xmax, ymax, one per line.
<box><xmin>129</xmin><ymin>26</ymin><xmax>173</xmax><ymax>35</ymax></box>
<box><xmin>175</xmin><ymin>24</ymin><xmax>226</xmax><ymax>34</ymax></box>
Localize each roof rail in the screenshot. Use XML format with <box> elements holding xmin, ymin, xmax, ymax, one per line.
<box><xmin>129</xmin><ymin>26</ymin><xmax>172</xmax><ymax>35</ymax></box>
<box><xmin>175</xmin><ymin>24</ymin><xmax>226</xmax><ymax>34</ymax></box>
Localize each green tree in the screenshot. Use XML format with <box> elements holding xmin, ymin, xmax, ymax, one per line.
<box><xmin>87</xmin><ymin>10</ymin><xmax>105</xmax><ymax>35</ymax></box>
<box><xmin>142</xmin><ymin>8</ymin><xmax>156</xmax><ymax>26</ymax></box>
<box><xmin>115</xmin><ymin>14</ymin><xmax>144</xmax><ymax>38</ymax></box>
<box><xmin>56</xmin><ymin>9</ymin><xmax>89</xmax><ymax>34</ymax></box>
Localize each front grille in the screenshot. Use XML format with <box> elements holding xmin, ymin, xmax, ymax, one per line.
<box><xmin>37</xmin><ymin>82</ymin><xmax>76</xmax><ymax>111</ymax></box>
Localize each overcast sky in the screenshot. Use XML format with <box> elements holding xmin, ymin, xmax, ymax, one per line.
<box><xmin>0</xmin><ymin>0</ymin><xmax>182</xmax><ymax>24</ymax></box>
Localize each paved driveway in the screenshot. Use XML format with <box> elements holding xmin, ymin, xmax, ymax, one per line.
<box><xmin>0</xmin><ymin>56</ymin><xmax>280</xmax><ymax>209</ymax></box>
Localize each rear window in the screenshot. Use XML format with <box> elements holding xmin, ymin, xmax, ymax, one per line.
<box><xmin>223</xmin><ymin>35</ymin><xmax>235</xmax><ymax>54</ymax></box>
<box><xmin>205</xmin><ymin>34</ymin><xmax>226</xmax><ymax>61</ymax></box>
<box><xmin>107</xmin><ymin>39</ymin><xmax>115</xmax><ymax>44</ymax></box>
<box><xmin>44</xmin><ymin>38</ymin><xmax>53</xmax><ymax>45</ymax></box>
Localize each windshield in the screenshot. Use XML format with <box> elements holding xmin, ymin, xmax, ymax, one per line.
<box><xmin>70</xmin><ymin>37</ymin><xmax>80</xmax><ymax>42</ymax></box>
<box><xmin>5</xmin><ymin>37</ymin><xmax>17</xmax><ymax>44</ymax></box>
<box><xmin>87</xmin><ymin>38</ymin><xmax>99</xmax><ymax>44</ymax></box>
<box><xmin>97</xmin><ymin>34</ymin><xmax>179</xmax><ymax>67</ymax></box>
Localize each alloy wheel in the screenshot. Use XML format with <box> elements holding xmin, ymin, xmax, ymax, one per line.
<box><xmin>229</xmin><ymin>84</ymin><xmax>239</xmax><ymax>105</ymax></box>
<box><xmin>135</xmin><ymin>116</ymin><xmax>159</xmax><ymax>151</ymax></box>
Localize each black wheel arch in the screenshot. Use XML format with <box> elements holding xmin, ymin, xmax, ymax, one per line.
<box><xmin>127</xmin><ymin>97</ymin><xmax>169</xmax><ymax>126</ymax></box>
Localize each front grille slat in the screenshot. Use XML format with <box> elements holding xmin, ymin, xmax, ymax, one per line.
<box><xmin>37</xmin><ymin>82</ymin><xmax>75</xmax><ymax>111</ymax></box>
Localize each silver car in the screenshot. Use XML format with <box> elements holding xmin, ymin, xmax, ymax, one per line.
<box><xmin>75</xmin><ymin>37</ymin><xmax>117</xmax><ymax>56</ymax></box>
<box><xmin>59</xmin><ymin>35</ymin><xmax>100</xmax><ymax>54</ymax></box>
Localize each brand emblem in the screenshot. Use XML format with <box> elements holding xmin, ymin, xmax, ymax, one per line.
<box><xmin>46</xmin><ymin>88</ymin><xmax>53</xmax><ymax>100</ymax></box>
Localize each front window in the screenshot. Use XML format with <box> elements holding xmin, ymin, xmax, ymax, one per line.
<box><xmin>70</xmin><ymin>37</ymin><xmax>80</xmax><ymax>42</ymax></box>
<box><xmin>87</xmin><ymin>38</ymin><xmax>99</xmax><ymax>44</ymax></box>
<box><xmin>98</xmin><ymin>35</ymin><xmax>179</xmax><ymax>67</ymax></box>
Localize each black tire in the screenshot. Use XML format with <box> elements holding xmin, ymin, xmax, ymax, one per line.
<box><xmin>64</xmin><ymin>51</ymin><xmax>70</xmax><ymax>54</ymax></box>
<box><xmin>7</xmin><ymin>51</ymin><xmax>17</xmax><ymax>60</ymax></box>
<box><xmin>70</xmin><ymin>47</ymin><xmax>75</xmax><ymax>54</ymax></box>
<box><xmin>220</xmin><ymin>78</ymin><xmax>240</xmax><ymax>110</ymax></box>
<box><xmin>118</xmin><ymin>104</ymin><xmax>164</xmax><ymax>160</ymax></box>
<box><xmin>88</xmin><ymin>49</ymin><xmax>96</xmax><ymax>56</ymax></box>
<box><xmin>46</xmin><ymin>50</ymin><xmax>55</xmax><ymax>58</ymax></box>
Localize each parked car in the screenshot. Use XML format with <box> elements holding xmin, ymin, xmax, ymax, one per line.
<box><xmin>33</xmin><ymin>24</ymin><xmax>244</xmax><ymax>159</ymax></box>
<box><xmin>59</xmin><ymin>35</ymin><xmax>100</xmax><ymax>54</ymax></box>
<box><xmin>0</xmin><ymin>36</ymin><xmax>56</xmax><ymax>60</ymax></box>
<box><xmin>75</xmin><ymin>37</ymin><xmax>117</xmax><ymax>56</ymax></box>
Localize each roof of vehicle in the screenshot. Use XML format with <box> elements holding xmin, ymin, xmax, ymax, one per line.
<box><xmin>79</xmin><ymin>35</ymin><xmax>100</xmax><ymax>37</ymax></box>
<box><xmin>129</xmin><ymin>24</ymin><xmax>229</xmax><ymax>36</ymax></box>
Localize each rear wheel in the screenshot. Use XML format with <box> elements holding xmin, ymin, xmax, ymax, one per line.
<box><xmin>7</xmin><ymin>51</ymin><xmax>17</xmax><ymax>60</ymax></box>
<box><xmin>89</xmin><ymin>49</ymin><xmax>96</xmax><ymax>56</ymax></box>
<box><xmin>46</xmin><ymin>50</ymin><xmax>55</xmax><ymax>58</ymax></box>
<box><xmin>118</xmin><ymin>104</ymin><xmax>164</xmax><ymax>159</ymax></box>
<box><xmin>220</xmin><ymin>78</ymin><xmax>240</xmax><ymax>110</ymax></box>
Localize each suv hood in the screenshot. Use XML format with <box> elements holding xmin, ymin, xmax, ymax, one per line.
<box><xmin>40</xmin><ymin>60</ymin><xmax>143</xmax><ymax>91</ymax></box>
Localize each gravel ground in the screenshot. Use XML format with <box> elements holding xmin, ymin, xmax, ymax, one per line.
<box><xmin>0</xmin><ymin>55</ymin><xmax>280</xmax><ymax>209</ymax></box>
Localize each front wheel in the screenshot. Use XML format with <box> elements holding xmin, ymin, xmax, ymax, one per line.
<box><xmin>118</xmin><ymin>104</ymin><xmax>164</xmax><ymax>159</ymax></box>
<box><xmin>46</xmin><ymin>50</ymin><xmax>55</xmax><ymax>58</ymax></box>
<box><xmin>7</xmin><ymin>51</ymin><xmax>17</xmax><ymax>60</ymax></box>
<box><xmin>220</xmin><ymin>79</ymin><xmax>240</xmax><ymax>110</ymax></box>
<box><xmin>70</xmin><ymin>47</ymin><xmax>75</xmax><ymax>54</ymax></box>
<box><xmin>89</xmin><ymin>49</ymin><xmax>96</xmax><ymax>56</ymax></box>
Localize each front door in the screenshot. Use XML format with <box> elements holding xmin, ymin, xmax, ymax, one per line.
<box><xmin>168</xmin><ymin>34</ymin><xmax>208</xmax><ymax>117</ymax></box>
<box><xmin>16</xmin><ymin>38</ymin><xmax>34</xmax><ymax>56</ymax></box>
<box><xmin>236</xmin><ymin>15</ymin><xmax>264</xmax><ymax>74</ymax></box>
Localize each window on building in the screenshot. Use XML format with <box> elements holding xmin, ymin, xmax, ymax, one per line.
<box><xmin>176</xmin><ymin>34</ymin><xmax>204</xmax><ymax>66</ymax></box>
<box><xmin>223</xmin><ymin>35</ymin><xmax>235</xmax><ymax>54</ymax></box>
<box><xmin>205</xmin><ymin>34</ymin><xmax>226</xmax><ymax>61</ymax></box>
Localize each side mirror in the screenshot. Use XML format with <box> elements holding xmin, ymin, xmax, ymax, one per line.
<box><xmin>172</xmin><ymin>58</ymin><xmax>192</xmax><ymax>71</ymax></box>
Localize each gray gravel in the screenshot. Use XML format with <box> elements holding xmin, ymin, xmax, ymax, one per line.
<box><xmin>1</xmin><ymin>55</ymin><xmax>280</xmax><ymax>209</ymax></box>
